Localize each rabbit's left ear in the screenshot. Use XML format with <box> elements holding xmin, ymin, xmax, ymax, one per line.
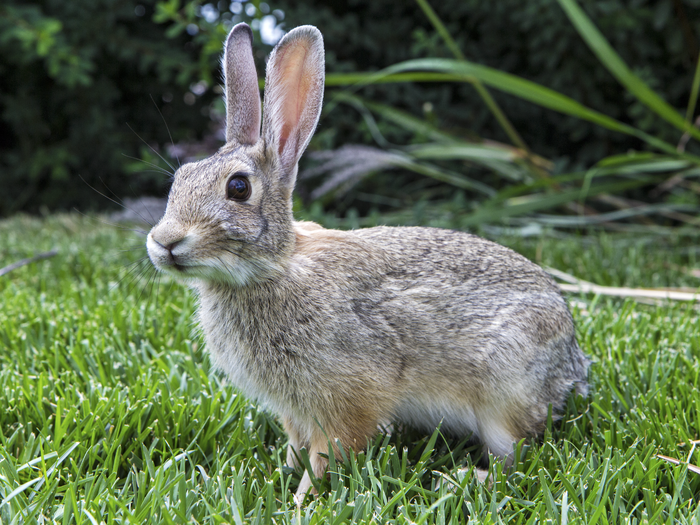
<box><xmin>223</xmin><ymin>23</ymin><xmax>261</xmax><ymax>145</ymax></box>
<box><xmin>262</xmin><ymin>26</ymin><xmax>325</xmax><ymax>185</ymax></box>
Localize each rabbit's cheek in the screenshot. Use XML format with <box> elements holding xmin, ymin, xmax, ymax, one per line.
<box><xmin>221</xmin><ymin>213</ymin><xmax>266</xmax><ymax>242</ymax></box>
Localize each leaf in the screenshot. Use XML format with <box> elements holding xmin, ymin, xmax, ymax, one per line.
<box><xmin>460</xmin><ymin>178</ymin><xmax>655</xmax><ymax>226</ymax></box>
<box><xmin>556</xmin><ymin>0</ymin><xmax>700</xmax><ymax>141</ymax></box>
<box><xmin>407</xmin><ymin>143</ymin><xmax>516</xmax><ymax>162</ymax></box>
<box><xmin>327</xmin><ymin>63</ymin><xmax>683</xmax><ymax>156</ymax></box>
<box><xmin>686</xmin><ymin>55</ymin><xmax>700</xmax><ymax>123</ymax></box>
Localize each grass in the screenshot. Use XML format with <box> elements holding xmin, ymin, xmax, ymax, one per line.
<box><xmin>0</xmin><ymin>212</ymin><xmax>699</xmax><ymax>523</ymax></box>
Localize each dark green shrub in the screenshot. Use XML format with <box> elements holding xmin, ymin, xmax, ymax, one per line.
<box><xmin>2</xmin><ymin>0</ymin><xmax>698</xmax><ymax>217</ymax></box>
<box><xmin>0</xmin><ymin>0</ymin><xmax>218</xmax><ymax>216</ymax></box>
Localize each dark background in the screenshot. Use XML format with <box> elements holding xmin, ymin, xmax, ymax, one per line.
<box><xmin>1</xmin><ymin>0</ymin><xmax>698</xmax><ymax>217</ymax></box>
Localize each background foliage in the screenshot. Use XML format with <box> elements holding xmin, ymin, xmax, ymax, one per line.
<box><xmin>2</xmin><ymin>0</ymin><xmax>700</xmax><ymax>223</ymax></box>
<box><xmin>0</xmin><ymin>0</ymin><xmax>216</xmax><ymax>215</ymax></box>
<box><xmin>278</xmin><ymin>0</ymin><xmax>699</xmax><ymax>162</ymax></box>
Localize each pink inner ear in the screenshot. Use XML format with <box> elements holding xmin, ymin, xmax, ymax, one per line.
<box><xmin>276</xmin><ymin>44</ymin><xmax>313</xmax><ymax>158</ymax></box>
<box><xmin>278</xmin><ymin>128</ymin><xmax>289</xmax><ymax>153</ymax></box>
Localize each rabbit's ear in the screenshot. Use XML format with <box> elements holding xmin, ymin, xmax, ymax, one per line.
<box><xmin>223</xmin><ymin>23</ymin><xmax>261</xmax><ymax>145</ymax></box>
<box><xmin>262</xmin><ymin>26</ymin><xmax>324</xmax><ymax>185</ymax></box>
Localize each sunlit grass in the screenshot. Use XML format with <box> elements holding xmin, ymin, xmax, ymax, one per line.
<box><xmin>0</xmin><ymin>213</ymin><xmax>698</xmax><ymax>523</ymax></box>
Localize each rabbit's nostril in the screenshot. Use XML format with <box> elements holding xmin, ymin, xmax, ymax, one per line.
<box><xmin>165</xmin><ymin>240</ymin><xmax>180</xmax><ymax>253</ymax></box>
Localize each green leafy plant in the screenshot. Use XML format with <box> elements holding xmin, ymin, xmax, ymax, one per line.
<box><xmin>302</xmin><ymin>0</ymin><xmax>700</xmax><ymax>231</ymax></box>
<box><xmin>0</xmin><ymin>0</ymin><xmax>217</xmax><ymax>216</ymax></box>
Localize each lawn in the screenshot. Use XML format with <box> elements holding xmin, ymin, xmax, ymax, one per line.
<box><xmin>0</xmin><ymin>213</ymin><xmax>698</xmax><ymax>523</ymax></box>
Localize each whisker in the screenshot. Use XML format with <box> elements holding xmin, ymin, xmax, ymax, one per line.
<box><xmin>120</xmin><ymin>154</ymin><xmax>174</xmax><ymax>178</ymax></box>
<box><xmin>111</xmin><ymin>256</ymin><xmax>152</xmax><ymax>293</ymax></box>
<box><xmin>116</xmin><ymin>244</ymin><xmax>150</xmax><ymax>254</ymax></box>
<box><xmin>216</xmin><ymin>254</ymin><xmax>239</xmax><ymax>283</ymax></box>
<box><xmin>143</xmin><ymin>265</ymin><xmax>161</xmax><ymax>310</ymax></box>
<box><xmin>126</xmin><ymin>183</ymin><xmax>164</xmax><ymax>226</ymax></box>
<box><xmin>150</xmin><ymin>94</ymin><xmax>181</xmax><ymax>168</ymax></box>
<box><xmin>75</xmin><ymin>176</ymin><xmax>155</xmax><ymax>229</ymax></box>
<box><xmin>73</xmin><ymin>209</ymin><xmax>150</xmax><ymax>235</ymax></box>
<box><xmin>126</xmin><ymin>123</ymin><xmax>176</xmax><ymax>172</ymax></box>
<box><xmin>132</xmin><ymin>264</ymin><xmax>160</xmax><ymax>309</ymax></box>
<box><xmin>102</xmin><ymin>250</ymin><xmax>147</xmax><ymax>267</ymax></box>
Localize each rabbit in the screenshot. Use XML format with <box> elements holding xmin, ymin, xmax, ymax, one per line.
<box><xmin>146</xmin><ymin>22</ymin><xmax>590</xmax><ymax>502</ymax></box>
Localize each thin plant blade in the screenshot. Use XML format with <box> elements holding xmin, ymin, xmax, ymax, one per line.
<box><xmin>556</xmin><ymin>0</ymin><xmax>700</xmax><ymax>140</ymax></box>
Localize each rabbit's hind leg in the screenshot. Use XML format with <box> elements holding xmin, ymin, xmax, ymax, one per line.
<box><xmin>293</xmin><ymin>430</ymin><xmax>334</xmax><ymax>505</ymax></box>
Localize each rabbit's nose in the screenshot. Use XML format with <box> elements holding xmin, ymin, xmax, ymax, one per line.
<box><xmin>147</xmin><ymin>224</ymin><xmax>188</xmax><ymax>262</ymax></box>
<box><xmin>149</xmin><ymin>222</ymin><xmax>187</xmax><ymax>253</ymax></box>
<box><xmin>150</xmin><ymin>236</ymin><xmax>182</xmax><ymax>254</ymax></box>
<box><xmin>163</xmin><ymin>239</ymin><xmax>181</xmax><ymax>253</ymax></box>
<box><xmin>157</xmin><ymin>238</ymin><xmax>187</xmax><ymax>263</ymax></box>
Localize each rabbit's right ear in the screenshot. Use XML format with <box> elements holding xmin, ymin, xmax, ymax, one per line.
<box><xmin>223</xmin><ymin>23</ymin><xmax>261</xmax><ymax>145</ymax></box>
<box><xmin>262</xmin><ymin>26</ymin><xmax>324</xmax><ymax>189</ymax></box>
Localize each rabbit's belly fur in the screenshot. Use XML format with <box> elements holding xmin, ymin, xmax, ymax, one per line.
<box><xmin>195</xmin><ymin>224</ymin><xmax>588</xmax><ymax>460</ymax></box>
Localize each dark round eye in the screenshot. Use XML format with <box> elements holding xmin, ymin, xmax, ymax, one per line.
<box><xmin>227</xmin><ymin>175</ymin><xmax>251</xmax><ymax>201</ymax></box>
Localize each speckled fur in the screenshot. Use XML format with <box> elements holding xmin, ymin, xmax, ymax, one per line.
<box><xmin>147</xmin><ymin>23</ymin><xmax>589</xmax><ymax>502</ymax></box>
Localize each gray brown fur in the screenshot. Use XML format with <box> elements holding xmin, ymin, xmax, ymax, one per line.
<box><xmin>223</xmin><ymin>24</ymin><xmax>261</xmax><ymax>145</ymax></box>
<box><xmin>147</xmin><ymin>23</ymin><xmax>589</xmax><ymax>502</ymax></box>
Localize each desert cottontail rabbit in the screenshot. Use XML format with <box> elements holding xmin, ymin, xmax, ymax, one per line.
<box><xmin>146</xmin><ymin>23</ymin><xmax>589</xmax><ymax>501</ymax></box>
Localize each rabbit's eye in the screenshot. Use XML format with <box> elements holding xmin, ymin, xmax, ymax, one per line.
<box><xmin>227</xmin><ymin>175</ymin><xmax>251</xmax><ymax>201</ymax></box>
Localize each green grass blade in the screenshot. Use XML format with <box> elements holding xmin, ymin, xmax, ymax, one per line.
<box><xmin>594</xmin><ymin>153</ymin><xmax>691</xmax><ymax>171</ymax></box>
<box><xmin>556</xmin><ymin>0</ymin><xmax>700</xmax><ymax>141</ymax></box>
<box><xmin>325</xmin><ymin>71</ymin><xmax>467</xmax><ymax>86</ymax></box>
<box><xmin>686</xmin><ymin>54</ymin><xmax>700</xmax><ymax>124</ymax></box>
<box><xmin>0</xmin><ymin>475</ymin><xmax>44</xmax><ymax>508</ymax></box>
<box><xmin>407</xmin><ymin>143</ymin><xmax>516</xmax><ymax>162</ymax></box>
<box><xmin>414</xmin><ymin>0</ymin><xmax>465</xmax><ymax>61</ymax></box>
<box><xmin>328</xmin><ymin>61</ymin><xmax>680</xmax><ymax>156</ymax></box>
<box><xmin>461</xmin><ymin>177</ymin><xmax>655</xmax><ymax>226</ymax></box>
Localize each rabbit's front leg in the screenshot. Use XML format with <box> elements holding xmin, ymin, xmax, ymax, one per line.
<box><xmin>293</xmin><ymin>441</ymin><xmax>328</xmax><ymax>505</ymax></box>
<box><xmin>283</xmin><ymin>416</ymin><xmax>306</xmax><ymax>469</ymax></box>
<box><xmin>294</xmin><ymin>415</ymin><xmax>380</xmax><ymax>504</ymax></box>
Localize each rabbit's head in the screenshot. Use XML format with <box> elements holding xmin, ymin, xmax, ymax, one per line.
<box><xmin>147</xmin><ymin>23</ymin><xmax>324</xmax><ymax>286</ymax></box>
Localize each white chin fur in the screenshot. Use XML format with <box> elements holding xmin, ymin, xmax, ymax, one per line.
<box><xmin>194</xmin><ymin>257</ymin><xmax>268</xmax><ymax>287</ymax></box>
<box><xmin>157</xmin><ymin>251</ymin><xmax>280</xmax><ymax>288</ymax></box>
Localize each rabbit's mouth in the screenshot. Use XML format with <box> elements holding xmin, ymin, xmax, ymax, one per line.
<box><xmin>172</xmin><ymin>261</ymin><xmax>192</xmax><ymax>274</ymax></box>
<box><xmin>153</xmin><ymin>257</ymin><xmax>200</xmax><ymax>278</ymax></box>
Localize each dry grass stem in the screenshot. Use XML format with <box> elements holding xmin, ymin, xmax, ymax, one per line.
<box><xmin>656</xmin><ymin>455</ymin><xmax>700</xmax><ymax>475</ymax></box>
<box><xmin>547</xmin><ymin>266</ymin><xmax>700</xmax><ymax>302</ymax></box>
